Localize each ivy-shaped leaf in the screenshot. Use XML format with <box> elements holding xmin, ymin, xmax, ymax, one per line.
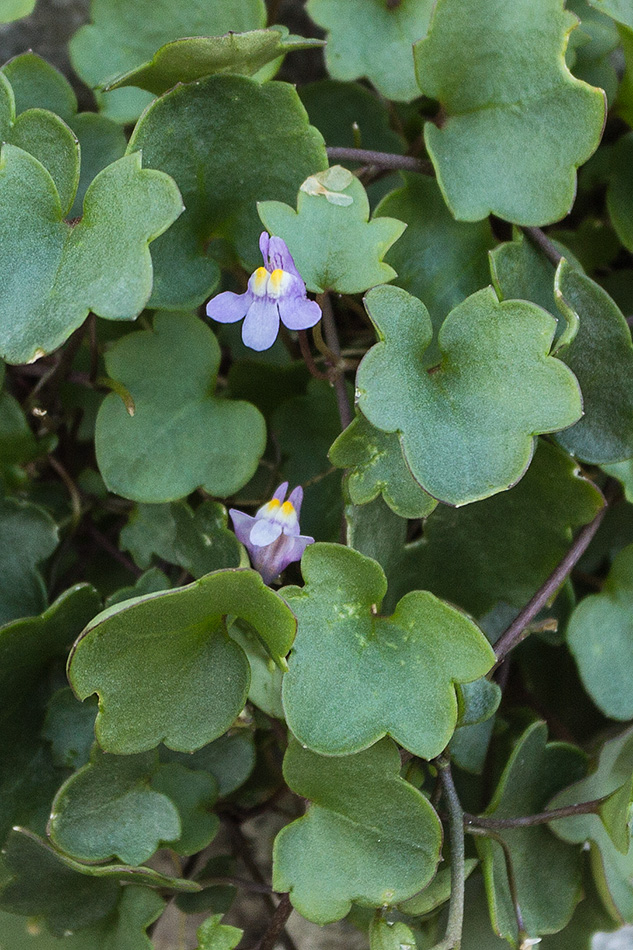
<box><xmin>68</xmin><ymin>570</ymin><xmax>296</xmax><ymax>754</ymax></box>
<box><xmin>0</xmin><ymin>495</ymin><xmax>58</xmax><ymax>625</ymax></box>
<box><xmin>413</xmin><ymin>0</ymin><xmax>606</xmax><ymax>225</ymax></box>
<box><xmin>259</xmin><ymin>168</ymin><xmax>406</xmax><ymax>294</ymax></box>
<box><xmin>375</xmin><ymin>174</ymin><xmax>496</xmax><ymax>363</ymax></box>
<box><xmin>475</xmin><ymin>721</ymin><xmax>587</xmax><ymax>944</ymax></box>
<box><xmin>0</xmin><ymin>148</ymin><xmax>182</xmax><ymax>365</ymax></box>
<box><xmin>196</xmin><ymin>914</ymin><xmax>243</xmax><ymax>950</ymax></box>
<box><xmin>551</xmin><ymin>726</ymin><xmax>633</xmax><ymax>854</ymax></box>
<box><xmin>107</xmin><ymin>28</ymin><xmax>324</xmax><ymax>96</ymax></box>
<box><xmin>568</xmin><ymin>544</ymin><xmax>633</xmax><ymax>720</ymax></box>
<box><xmin>0</xmin><ymin>830</ymin><xmax>120</xmax><ymax>936</ymax></box>
<box><xmin>69</xmin><ymin>0</ymin><xmax>267</xmax><ymax>123</ymax></box>
<box><xmin>0</xmin><ymin>0</ymin><xmax>36</xmax><ymax>22</ymax></box>
<box><xmin>150</xmin><ymin>763</ymin><xmax>220</xmax><ymax>856</ymax></box>
<box><xmin>400</xmin><ymin>439</ymin><xmax>604</xmax><ymax>617</ymax></box>
<box><xmin>554</xmin><ymin>259</ymin><xmax>633</xmax><ymax>462</ymax></box>
<box><xmin>281</xmin><ymin>543</ymin><xmax>494</xmax><ymax>758</ymax></box>
<box><xmin>306</xmin><ymin>0</ymin><xmax>434</xmax><ymax>102</ymax></box>
<box><xmin>369</xmin><ymin>917</ymin><xmax>417</xmax><ymax>950</ymax></box>
<box><xmin>329</xmin><ymin>412</ymin><xmax>438</xmax><ymax>519</ymax></box>
<box><xmin>298</xmin><ymin>80</ymin><xmax>406</xmax><ymax>159</ymax></box>
<box><xmin>272</xmin><ymin>738</ymin><xmax>442</xmax><ymax>923</ymax></box>
<box><xmin>0</xmin><ymin>70</ymin><xmax>79</xmax><ymax>215</ymax></box>
<box><xmin>42</xmin><ymin>687</ymin><xmax>98</xmax><ymax>770</ymax></box>
<box><xmin>2</xmin><ymin>52</ymin><xmax>128</xmax><ymax>219</ymax></box>
<box><xmin>567</xmin><ymin>0</ymin><xmax>620</xmax><ymax>104</ymax></box>
<box><xmin>121</xmin><ymin>499</ymin><xmax>241</xmax><ymax>577</ymax></box>
<box><xmin>49</xmin><ymin>750</ymin><xmax>182</xmax><ymax>865</ymax></box>
<box><xmin>356</xmin><ymin>284</ymin><xmax>582</xmax><ymax>506</ymax></box>
<box><xmin>607</xmin><ymin>132</ymin><xmax>633</xmax><ymax>252</ymax></box>
<box><xmin>161</xmin><ymin>729</ymin><xmax>256</xmax><ymax>798</ymax></box>
<box><xmin>127</xmin><ymin>74</ymin><xmax>327</xmax><ymax>308</ymax></box>
<box><xmin>0</xmin><ymin>886</ymin><xmax>164</xmax><ymax>949</ymax></box>
<box><xmin>95</xmin><ymin>312</ymin><xmax>266</xmax><ymax>502</ymax></box>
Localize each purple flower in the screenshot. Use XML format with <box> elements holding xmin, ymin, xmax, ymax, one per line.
<box><xmin>206</xmin><ymin>232</ymin><xmax>321</xmax><ymax>351</ymax></box>
<box><xmin>229</xmin><ymin>482</ymin><xmax>314</xmax><ymax>584</ymax></box>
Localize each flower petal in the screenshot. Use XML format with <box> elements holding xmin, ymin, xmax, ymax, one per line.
<box><xmin>250</xmin><ymin>518</ymin><xmax>283</xmax><ymax>547</ymax></box>
<box><xmin>229</xmin><ymin>509</ymin><xmax>257</xmax><ymax>546</ymax></box>
<box><xmin>268</xmin><ymin>236</ymin><xmax>302</xmax><ymax>281</ymax></box>
<box><xmin>278</xmin><ymin>294</ymin><xmax>322</xmax><ymax>332</ymax></box>
<box><xmin>206</xmin><ymin>290</ymin><xmax>252</xmax><ymax>324</ymax></box>
<box><xmin>287</xmin><ymin>485</ymin><xmax>304</xmax><ymax>517</ymax></box>
<box><xmin>259</xmin><ymin>231</ymin><xmax>270</xmax><ymax>264</ymax></box>
<box><xmin>242</xmin><ymin>299</ymin><xmax>280</xmax><ymax>351</ymax></box>
<box><xmin>272</xmin><ymin>482</ymin><xmax>289</xmax><ymax>503</ymax></box>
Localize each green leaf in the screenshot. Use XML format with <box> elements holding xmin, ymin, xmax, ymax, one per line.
<box><xmin>568</xmin><ymin>544</ymin><xmax>633</xmax><ymax>719</ymax></box>
<box><xmin>0</xmin><ymin>388</ymin><xmax>54</xmax><ymax>472</ymax></box>
<box><xmin>490</xmin><ymin>229</ymin><xmax>577</xmax><ymax>347</ymax></box>
<box><xmin>413</xmin><ymin>0</ymin><xmax>606</xmax><ymax>225</ymax></box>
<box><xmin>0</xmin><ymin>148</ymin><xmax>182</xmax><ymax>365</ymax></box>
<box><xmin>281</xmin><ymin>543</ymin><xmax>494</xmax><ymax>758</ymax></box>
<box><xmin>2</xmin><ymin>52</ymin><xmax>77</xmax><ymax>120</ymax></box>
<box><xmin>230</xmin><ymin>621</ymin><xmax>285</xmax><ymax>719</ymax></box>
<box><xmin>196</xmin><ymin>913</ymin><xmax>243</xmax><ymax>950</ymax></box>
<box><xmin>161</xmin><ymin>729</ymin><xmax>256</xmax><ymax>797</ymax></box>
<box><xmin>306</xmin><ymin>0</ymin><xmax>434</xmax><ymax>102</ymax></box>
<box><xmin>95</xmin><ymin>312</ymin><xmax>266</xmax><ymax>502</ymax></box>
<box><xmin>492</xmin><ymin>238</ymin><xmax>633</xmax><ymax>462</ymax></box>
<box><xmin>107</xmin><ymin>28</ymin><xmax>324</xmax><ymax>96</ymax></box>
<box><xmin>567</xmin><ymin>0</ymin><xmax>620</xmax><ymax>104</ymax></box>
<box><xmin>272</xmin><ymin>738</ymin><xmax>442</xmax><ymax>923</ymax></box>
<box><xmin>0</xmin><ymin>0</ymin><xmax>36</xmax><ymax>22</ymax></box>
<box><xmin>375</xmin><ymin>174</ymin><xmax>496</xmax><ymax>364</ymax></box>
<box><xmin>104</xmin><ymin>568</ymin><xmax>171</xmax><ymax>608</ymax></box>
<box><xmin>370</xmin><ymin>917</ymin><xmax>417</xmax><ymax>950</ymax></box>
<box><xmin>121</xmin><ymin>499</ymin><xmax>241</xmax><ymax>576</ymax></box>
<box><xmin>475</xmin><ymin>721</ymin><xmax>586</xmax><ymax>944</ymax></box>
<box><xmin>0</xmin><ymin>829</ymin><xmax>120</xmax><ymax>935</ymax></box>
<box><xmin>49</xmin><ymin>749</ymin><xmax>182</xmax><ymax>865</ymax></box>
<box><xmin>400</xmin><ymin>440</ymin><xmax>604</xmax><ymax>617</ymax></box>
<box><xmin>0</xmin><ymin>886</ymin><xmax>164</xmax><ymax>949</ymax></box>
<box><xmin>69</xmin><ymin>0</ymin><xmax>267</xmax><ymax>123</ymax></box>
<box><xmin>0</xmin><ymin>495</ymin><xmax>58</xmax><ymax>625</ymax></box>
<box><xmin>607</xmin><ymin>133</ymin><xmax>633</xmax><ymax>252</ymax></box>
<box><xmin>356</xmin><ymin>284</ymin><xmax>582</xmax><ymax>506</ymax></box>
<box><xmin>397</xmin><ymin>860</ymin><xmax>479</xmax><ymax>917</ymax></box>
<box><xmin>550</xmin><ymin>727</ymin><xmax>633</xmax><ymax>920</ymax></box>
<box><xmin>127</xmin><ymin>74</ymin><xmax>327</xmax><ymax>308</ymax></box>
<box><xmin>68</xmin><ymin>569</ymin><xmax>296</xmax><ymax>754</ymax></box>
<box><xmin>298</xmin><ymin>80</ymin><xmax>406</xmax><ymax>158</ymax></box>
<box><xmin>42</xmin><ymin>687</ymin><xmax>98</xmax><ymax>770</ymax></box>
<box><xmin>151</xmin><ymin>763</ymin><xmax>219</xmax><ymax>856</ymax></box>
<box><xmin>556</xmin><ymin>259</ymin><xmax>633</xmax><ymax>462</ymax></box>
<box><xmin>329</xmin><ymin>413</ymin><xmax>438</xmax><ymax>519</ymax></box>
<box><xmin>0</xmin><ymin>71</ymin><xmax>79</xmax><ymax>215</ymax></box>
<box><xmin>259</xmin><ymin>167</ymin><xmax>405</xmax><ymax>294</ymax></box>
<box><xmin>1</xmin><ymin>53</ymin><xmax>128</xmax><ymax>220</ymax></box>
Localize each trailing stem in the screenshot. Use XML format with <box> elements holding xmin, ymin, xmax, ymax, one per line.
<box><xmin>493</xmin><ymin>502</ymin><xmax>607</xmax><ymax>664</ymax></box>
<box><xmin>431</xmin><ymin>757</ymin><xmax>466</xmax><ymax>950</ymax></box>
<box><xmin>316</xmin><ymin>292</ymin><xmax>354</xmax><ymax>430</ymax></box>
<box><xmin>464</xmin><ymin>795</ymin><xmax>605</xmax><ymax>830</ymax></box>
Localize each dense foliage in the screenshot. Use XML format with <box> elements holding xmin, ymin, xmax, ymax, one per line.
<box><xmin>2</xmin><ymin>0</ymin><xmax>633</xmax><ymax>947</ymax></box>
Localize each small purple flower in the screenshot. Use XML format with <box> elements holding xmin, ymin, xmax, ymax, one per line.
<box><xmin>229</xmin><ymin>482</ymin><xmax>314</xmax><ymax>584</ymax></box>
<box><xmin>206</xmin><ymin>232</ymin><xmax>321</xmax><ymax>351</ymax></box>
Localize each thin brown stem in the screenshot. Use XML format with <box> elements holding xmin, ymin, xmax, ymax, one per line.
<box><xmin>326</xmin><ymin>146</ymin><xmax>433</xmax><ymax>175</ymax></box>
<box><xmin>317</xmin><ymin>293</ymin><xmax>353</xmax><ymax>430</ymax></box>
<box><xmin>298</xmin><ymin>329</ymin><xmax>329</xmax><ymax>381</ymax></box>
<box><xmin>430</xmin><ymin>757</ymin><xmax>466</xmax><ymax>950</ymax></box>
<box><xmin>84</xmin><ymin>521</ymin><xmax>143</xmax><ymax>578</ymax></box>
<box><xmin>47</xmin><ymin>455</ymin><xmax>83</xmax><ymax>530</ymax></box>
<box><xmin>522</xmin><ymin>226</ymin><xmax>563</xmax><ymax>268</ymax></box>
<box><xmin>258</xmin><ymin>893</ymin><xmax>293</xmax><ymax>950</ymax></box>
<box><xmin>464</xmin><ymin>796</ymin><xmax>605</xmax><ymax>830</ymax></box>
<box><xmin>493</xmin><ymin>501</ymin><xmax>607</xmax><ymax>664</ymax></box>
